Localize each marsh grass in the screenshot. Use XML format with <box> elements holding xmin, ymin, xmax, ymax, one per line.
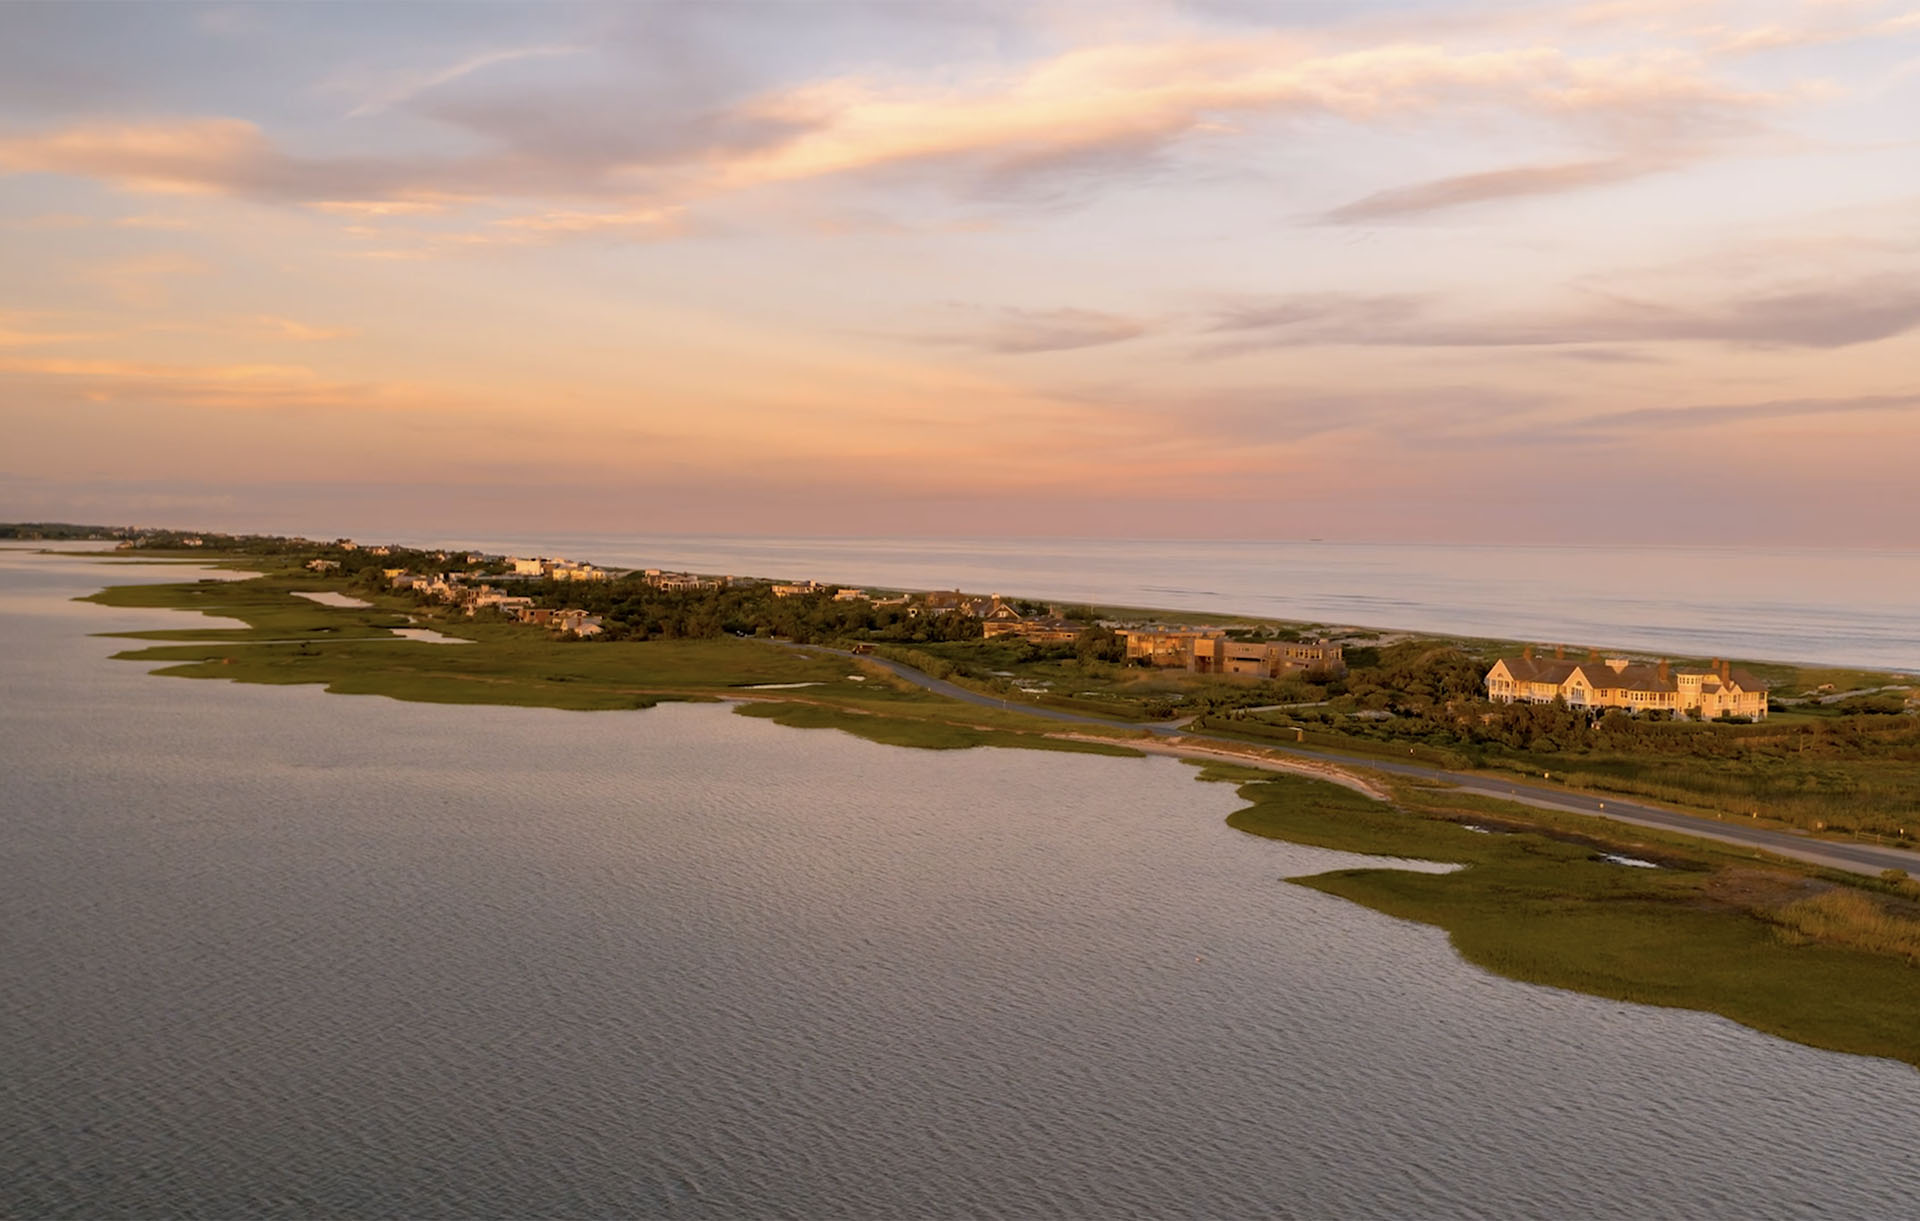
<box><xmin>81</xmin><ymin>566</ymin><xmax>1149</xmax><ymax>751</ymax></box>
<box><xmin>734</xmin><ymin>701</ymin><xmax>1144</xmax><ymax>755</ymax></box>
<box><xmin>1769</xmin><ymin>889</ymin><xmax>1920</xmax><ymax>963</ymax></box>
<box><xmin>1199</xmin><ymin>714</ymin><xmax>1920</xmax><ymax>840</ymax></box>
<box><xmin>1218</xmin><ymin>771</ymin><xmax>1920</xmax><ymax>1068</ymax></box>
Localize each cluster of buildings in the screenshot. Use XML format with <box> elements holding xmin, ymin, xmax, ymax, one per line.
<box><xmin>295</xmin><ymin>544</ymin><xmax>1774</xmax><ymax>718</ymax></box>
<box><xmin>1113</xmin><ymin>627</ymin><xmax>1348</xmax><ymax>678</ymax></box>
<box><xmin>512</xmin><ymin>557</ymin><xmax>609</xmax><ymax>582</ymax></box>
<box><xmin>312</xmin><ymin>561</ymin><xmax>605</xmax><ymax>638</ymax></box>
<box><xmin>642</xmin><ymin>569</ymin><xmax>726</xmax><ymax>592</ymax></box>
<box><xmin>1485</xmin><ymin>647</ymin><xmax>1769</xmax><ymax>720</ymax></box>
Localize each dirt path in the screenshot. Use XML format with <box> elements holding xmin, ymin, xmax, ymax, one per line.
<box><xmin>1046</xmin><ymin>731</ymin><xmax>1393</xmax><ymax>800</ymax></box>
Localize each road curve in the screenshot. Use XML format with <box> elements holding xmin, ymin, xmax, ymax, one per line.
<box><xmin>801</xmin><ymin>643</ymin><xmax>1920</xmax><ymax>879</ymax></box>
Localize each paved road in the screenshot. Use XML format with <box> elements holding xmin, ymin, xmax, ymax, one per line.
<box><xmin>806</xmin><ymin>644</ymin><xmax>1920</xmax><ymax>879</ymax></box>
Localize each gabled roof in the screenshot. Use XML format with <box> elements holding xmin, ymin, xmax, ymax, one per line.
<box><xmin>1495</xmin><ymin>655</ymin><xmax>1768</xmax><ymax>696</ymax></box>
<box><xmin>1492</xmin><ymin>657</ymin><xmax>1583</xmax><ymax>686</ymax></box>
<box><xmin>1582</xmin><ymin>663</ymin><xmax>1672</xmax><ymax>694</ymax></box>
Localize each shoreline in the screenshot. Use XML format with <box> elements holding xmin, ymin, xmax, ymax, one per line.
<box><xmin>43</xmin><ymin>546</ymin><xmax>1920</xmax><ymax>1070</ymax></box>
<box><xmin>61</xmin><ymin>534</ymin><xmax>1918</xmax><ymax>676</ymax></box>
<box><xmin>407</xmin><ymin>535</ymin><xmax>1920</xmax><ymax>676</ymax></box>
<box><xmin>75</xmin><ymin>547</ymin><xmax>1919</xmax><ymax>861</ymax></box>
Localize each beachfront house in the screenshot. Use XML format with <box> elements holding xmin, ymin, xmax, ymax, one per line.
<box><xmin>1485</xmin><ymin>648</ymin><xmax>1768</xmax><ymax>719</ymax></box>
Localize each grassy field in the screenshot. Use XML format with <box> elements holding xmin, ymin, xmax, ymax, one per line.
<box><xmin>736</xmin><ymin>702</ymin><xmax>1143</xmax><ymax>755</ymax></box>
<box><xmin>1216</xmin><ymin>768</ymin><xmax>1920</xmax><ymax>1068</ymax></box>
<box><xmin>1198</xmin><ymin>710</ymin><xmax>1920</xmax><ymax>841</ymax></box>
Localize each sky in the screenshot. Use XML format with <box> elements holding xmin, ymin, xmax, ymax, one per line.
<box><xmin>2</xmin><ymin>0</ymin><xmax>1918</xmax><ymax>545</ymax></box>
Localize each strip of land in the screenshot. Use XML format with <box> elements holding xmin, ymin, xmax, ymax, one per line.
<box><xmin>806</xmin><ymin>641</ymin><xmax>1920</xmax><ymax>879</ymax></box>
<box><xmin>62</xmin><ymin>542</ymin><xmax>1920</xmax><ymax>1070</ymax></box>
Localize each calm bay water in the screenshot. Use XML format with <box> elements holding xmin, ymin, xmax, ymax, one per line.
<box><xmin>429</xmin><ymin>533</ymin><xmax>1920</xmax><ymax>672</ymax></box>
<box><xmin>6</xmin><ymin>546</ymin><xmax>1920</xmax><ymax>1218</ymax></box>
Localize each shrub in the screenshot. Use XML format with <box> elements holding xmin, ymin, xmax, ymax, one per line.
<box><xmin>1768</xmin><ymin>889</ymin><xmax>1920</xmax><ymax>963</ymax></box>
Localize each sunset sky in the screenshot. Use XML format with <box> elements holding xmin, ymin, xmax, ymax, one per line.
<box><xmin>3</xmin><ymin>0</ymin><xmax>1917</xmax><ymax>544</ymax></box>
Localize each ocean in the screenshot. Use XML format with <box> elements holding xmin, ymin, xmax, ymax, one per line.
<box><xmin>422</xmin><ymin>534</ymin><xmax>1920</xmax><ymax>672</ymax></box>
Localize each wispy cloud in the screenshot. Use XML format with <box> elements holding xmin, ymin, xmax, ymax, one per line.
<box><xmin>0</xmin><ymin>37</ymin><xmax>1779</xmax><ymax>218</ymax></box>
<box><xmin>915</xmin><ymin>306</ymin><xmax>1150</xmax><ymax>355</ymax></box>
<box><xmin>1206</xmin><ymin>275</ymin><xmax>1920</xmax><ymax>350</ymax></box>
<box><xmin>718</xmin><ymin>40</ymin><xmax>1773</xmax><ymax>197</ymax></box>
<box><xmin>343</xmin><ymin>45</ymin><xmax>588</xmax><ymax>118</ymax></box>
<box><xmin>78</xmin><ymin>252</ymin><xmax>207</xmax><ymax>308</ymax></box>
<box><xmin>1321</xmin><ymin>155</ymin><xmax>1672</xmax><ymax>222</ymax></box>
<box><xmin>1706</xmin><ymin>7</ymin><xmax>1920</xmax><ymax>56</ymax></box>
<box><xmin>1499</xmin><ymin>390</ymin><xmax>1920</xmax><ymax>445</ymax></box>
<box><xmin>0</xmin><ymin>312</ymin><xmax>102</xmax><ymax>348</ymax></box>
<box><xmin>0</xmin><ymin>351</ymin><xmax>441</xmax><ymax>413</ymax></box>
<box><xmin>252</xmin><ymin>316</ymin><xmax>355</xmax><ymax>342</ymax></box>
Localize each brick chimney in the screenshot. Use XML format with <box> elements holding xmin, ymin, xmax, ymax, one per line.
<box><xmin>1523</xmin><ymin>645</ymin><xmax>1534</xmax><ymax>661</ymax></box>
<box><xmin>1554</xmin><ymin>644</ymin><xmax>1565</xmax><ymax>660</ymax></box>
<box><xmin>1588</xmin><ymin>648</ymin><xmax>1600</xmax><ymax>661</ymax></box>
<box><xmin>1658</xmin><ymin>659</ymin><xmax>1670</xmax><ymax>683</ymax></box>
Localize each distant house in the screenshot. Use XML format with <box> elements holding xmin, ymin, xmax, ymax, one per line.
<box><xmin>305</xmin><ymin>558</ymin><xmax>340</xmax><ymax>572</ymax></box>
<box><xmin>833</xmin><ymin>588</ymin><xmax>869</xmax><ymax>602</ymax></box>
<box><xmin>510</xmin><ymin>557</ymin><xmax>548</xmax><ymax>576</ymax></box>
<box><xmin>983</xmin><ymin>617</ymin><xmax>1087</xmax><ymax>645</ymax></box>
<box><xmin>552</xmin><ymin>608</ymin><xmax>603</xmax><ymax>637</ymax></box>
<box><xmin>1118</xmin><ymin>628</ymin><xmax>1345</xmax><ymax>678</ymax></box>
<box><xmin>919</xmin><ymin>589</ymin><xmax>997</xmax><ymax>617</ymax></box>
<box><xmin>981</xmin><ymin>596</ymin><xmax>1025</xmax><ymax>624</ymax></box>
<box><xmin>979</xmin><ymin>596</ymin><xmax>1088</xmax><ymax>644</ymax></box>
<box><xmin>1486</xmin><ymin>648</ymin><xmax>1768</xmax><ymax>719</ymax></box>
<box><xmin>648</xmin><ymin>570</ymin><xmax>717</xmax><ymax>592</ymax></box>
<box><xmin>469</xmin><ymin>592</ymin><xmax>534</xmax><ymax>616</ymax></box>
<box><xmin>772</xmin><ymin>581</ymin><xmax>825</xmax><ymax>598</ymax></box>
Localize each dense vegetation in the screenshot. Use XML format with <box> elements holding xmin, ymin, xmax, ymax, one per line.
<box><xmin>1</xmin><ymin>521</ymin><xmax>135</xmax><ymax>540</ymax></box>
<box><xmin>475</xmin><ymin>577</ymin><xmax>990</xmax><ymax>644</ymax></box>
<box><xmin>1182</xmin><ymin>642</ymin><xmax>1920</xmax><ymax>839</ymax></box>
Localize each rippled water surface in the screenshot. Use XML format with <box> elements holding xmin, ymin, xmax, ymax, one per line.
<box><xmin>434</xmin><ymin>533</ymin><xmax>1920</xmax><ymax>671</ymax></box>
<box><xmin>6</xmin><ymin>546</ymin><xmax>1920</xmax><ymax>1218</ymax></box>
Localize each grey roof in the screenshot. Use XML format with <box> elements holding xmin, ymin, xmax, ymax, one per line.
<box><xmin>1496</xmin><ymin>656</ymin><xmax>1768</xmax><ymax>695</ymax></box>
